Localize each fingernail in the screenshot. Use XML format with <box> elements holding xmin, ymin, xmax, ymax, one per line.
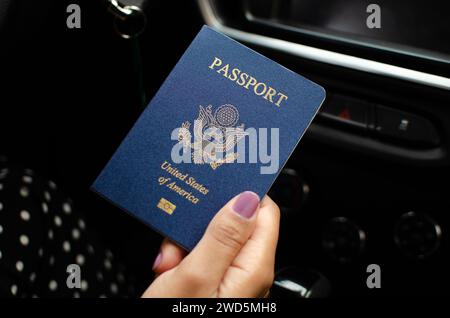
<box><xmin>233</xmin><ymin>191</ymin><xmax>260</xmax><ymax>219</ymax></box>
<box><xmin>152</xmin><ymin>252</ymin><xmax>162</xmax><ymax>270</ymax></box>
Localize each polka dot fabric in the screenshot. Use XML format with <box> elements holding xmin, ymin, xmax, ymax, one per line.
<box><xmin>0</xmin><ymin>166</ymin><xmax>136</xmax><ymax>298</ymax></box>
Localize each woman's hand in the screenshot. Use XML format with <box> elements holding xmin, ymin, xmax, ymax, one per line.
<box><xmin>142</xmin><ymin>192</ymin><xmax>280</xmax><ymax>298</ymax></box>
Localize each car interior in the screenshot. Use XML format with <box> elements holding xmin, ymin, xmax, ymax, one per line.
<box><xmin>1</xmin><ymin>0</ymin><xmax>449</xmax><ymax>298</ymax></box>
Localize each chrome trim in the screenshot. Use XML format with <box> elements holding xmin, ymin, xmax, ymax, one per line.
<box><xmin>198</xmin><ymin>0</ymin><xmax>450</xmax><ymax>91</ymax></box>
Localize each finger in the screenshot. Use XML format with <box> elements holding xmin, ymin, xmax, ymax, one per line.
<box><xmin>177</xmin><ymin>191</ymin><xmax>260</xmax><ymax>290</ymax></box>
<box><xmin>246</xmin><ymin>195</ymin><xmax>280</xmax><ymax>264</ymax></box>
<box><xmin>236</xmin><ymin>195</ymin><xmax>280</xmax><ymax>271</ymax></box>
<box><xmin>152</xmin><ymin>238</ymin><xmax>187</xmax><ymax>275</ymax></box>
<box><xmin>220</xmin><ymin>195</ymin><xmax>280</xmax><ymax>297</ymax></box>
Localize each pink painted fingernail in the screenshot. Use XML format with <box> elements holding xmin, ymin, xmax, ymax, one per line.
<box><xmin>152</xmin><ymin>252</ymin><xmax>162</xmax><ymax>270</ymax></box>
<box><xmin>232</xmin><ymin>191</ymin><xmax>260</xmax><ymax>219</ymax></box>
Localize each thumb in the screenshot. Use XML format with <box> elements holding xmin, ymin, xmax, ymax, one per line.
<box><xmin>177</xmin><ymin>191</ymin><xmax>260</xmax><ymax>290</ymax></box>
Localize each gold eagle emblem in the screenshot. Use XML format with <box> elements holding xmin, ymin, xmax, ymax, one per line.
<box><xmin>177</xmin><ymin>104</ymin><xmax>248</xmax><ymax>169</ymax></box>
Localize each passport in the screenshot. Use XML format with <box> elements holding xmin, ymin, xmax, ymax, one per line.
<box><xmin>92</xmin><ymin>26</ymin><xmax>326</xmax><ymax>250</ymax></box>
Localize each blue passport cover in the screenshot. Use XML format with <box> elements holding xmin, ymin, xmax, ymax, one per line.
<box><xmin>92</xmin><ymin>26</ymin><xmax>326</xmax><ymax>250</ymax></box>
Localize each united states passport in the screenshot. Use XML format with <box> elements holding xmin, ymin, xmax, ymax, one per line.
<box><xmin>92</xmin><ymin>26</ymin><xmax>326</xmax><ymax>250</ymax></box>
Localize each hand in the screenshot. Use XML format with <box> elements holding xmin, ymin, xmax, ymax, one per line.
<box><xmin>142</xmin><ymin>192</ymin><xmax>280</xmax><ymax>298</ymax></box>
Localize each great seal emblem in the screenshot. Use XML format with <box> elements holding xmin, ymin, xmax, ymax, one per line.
<box><xmin>177</xmin><ymin>104</ymin><xmax>248</xmax><ymax>169</ymax></box>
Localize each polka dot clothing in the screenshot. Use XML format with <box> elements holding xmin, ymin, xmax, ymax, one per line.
<box><xmin>0</xmin><ymin>166</ymin><xmax>136</xmax><ymax>298</ymax></box>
